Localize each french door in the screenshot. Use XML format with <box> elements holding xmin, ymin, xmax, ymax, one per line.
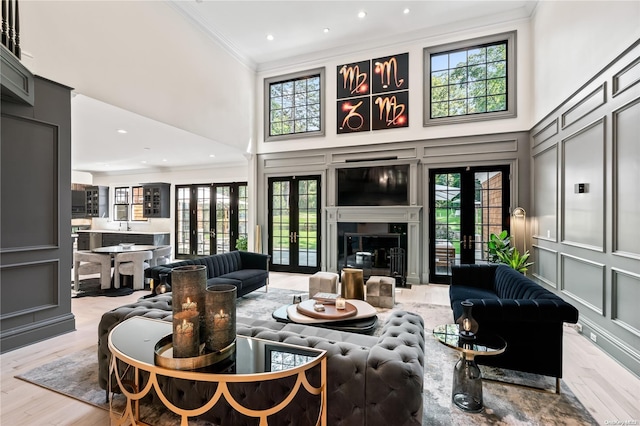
<box><xmin>429</xmin><ymin>166</ymin><xmax>510</xmax><ymax>284</ymax></box>
<box><xmin>176</xmin><ymin>183</ymin><xmax>248</xmax><ymax>258</ymax></box>
<box><xmin>268</xmin><ymin>176</ymin><xmax>321</xmax><ymax>273</ymax></box>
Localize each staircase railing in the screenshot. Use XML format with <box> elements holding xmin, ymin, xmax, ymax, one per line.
<box><xmin>2</xmin><ymin>0</ymin><xmax>21</xmax><ymax>59</ymax></box>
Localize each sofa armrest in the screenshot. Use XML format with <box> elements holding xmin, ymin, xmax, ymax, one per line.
<box><xmin>238</xmin><ymin>251</ymin><xmax>270</xmax><ymax>270</ymax></box>
<box><xmin>450</xmin><ymin>264</ymin><xmax>498</xmax><ymax>291</ymax></box>
<box><xmin>366</xmin><ymin>311</ymin><xmax>425</xmax><ymax>426</ymax></box>
<box><xmin>455</xmin><ymin>298</ymin><xmax>579</xmax><ymax>324</ymax></box>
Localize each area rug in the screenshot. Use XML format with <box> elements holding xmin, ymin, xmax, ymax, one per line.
<box><xmin>17</xmin><ymin>288</ymin><xmax>597</xmax><ymax>425</ymax></box>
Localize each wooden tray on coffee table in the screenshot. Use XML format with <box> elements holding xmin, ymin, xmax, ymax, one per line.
<box><xmin>296</xmin><ymin>299</ymin><xmax>357</xmax><ymax>320</ymax></box>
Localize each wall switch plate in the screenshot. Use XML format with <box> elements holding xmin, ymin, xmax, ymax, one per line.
<box><xmin>590</xmin><ymin>332</ymin><xmax>597</xmax><ymax>342</ymax></box>
<box><xmin>575</xmin><ymin>183</ymin><xmax>589</xmax><ymax>193</ymax></box>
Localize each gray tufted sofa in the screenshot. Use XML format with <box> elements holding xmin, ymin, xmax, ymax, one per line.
<box><xmin>98</xmin><ymin>294</ymin><xmax>425</xmax><ymax>425</ymax></box>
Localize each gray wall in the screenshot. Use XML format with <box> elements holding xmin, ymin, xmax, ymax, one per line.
<box><xmin>1</xmin><ymin>76</ymin><xmax>76</xmax><ymax>352</ymax></box>
<box><xmin>530</xmin><ymin>40</ymin><xmax>640</xmax><ymax>376</ymax></box>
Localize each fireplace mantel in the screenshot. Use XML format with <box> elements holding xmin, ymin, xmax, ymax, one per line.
<box><xmin>326</xmin><ymin>206</ymin><xmax>422</xmax><ymax>284</ymax></box>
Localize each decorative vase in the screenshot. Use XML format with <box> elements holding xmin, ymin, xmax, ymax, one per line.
<box><xmin>457</xmin><ymin>301</ymin><xmax>479</xmax><ymax>339</ymax></box>
<box><xmin>171</xmin><ymin>265</ymin><xmax>206</xmax><ymax>358</ymax></box>
<box><xmin>204</xmin><ymin>284</ymin><xmax>237</xmax><ymax>352</ymax></box>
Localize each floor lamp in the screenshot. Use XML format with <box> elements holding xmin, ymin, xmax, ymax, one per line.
<box><xmin>512</xmin><ymin>207</ymin><xmax>527</xmax><ymax>253</ymax></box>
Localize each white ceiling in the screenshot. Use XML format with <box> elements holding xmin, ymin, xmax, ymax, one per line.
<box><xmin>72</xmin><ymin>0</ymin><xmax>537</xmax><ymax>175</ymax></box>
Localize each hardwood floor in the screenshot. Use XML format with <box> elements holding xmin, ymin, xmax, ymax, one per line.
<box><xmin>1</xmin><ymin>272</ymin><xmax>638</xmax><ymax>425</ymax></box>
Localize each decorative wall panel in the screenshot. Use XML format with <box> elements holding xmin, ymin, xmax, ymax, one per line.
<box><xmin>612</xmin><ymin>268</ymin><xmax>640</xmax><ymax>337</ymax></box>
<box><xmin>561</xmin><ymin>254</ymin><xmax>605</xmax><ymax>315</ymax></box>
<box><xmin>613</xmin><ymin>57</ymin><xmax>640</xmax><ymax>96</ymax></box>
<box><xmin>532</xmin><ymin>118</ymin><xmax>558</xmax><ymax>147</ymax></box>
<box><xmin>0</xmin><ymin>115</ymin><xmax>58</xmax><ymax>251</ymax></box>
<box><xmin>613</xmin><ymin>98</ymin><xmax>640</xmax><ymax>257</ymax></box>
<box><xmin>561</xmin><ymin>83</ymin><xmax>606</xmax><ymax>129</ymax></box>
<box><xmin>532</xmin><ymin>146</ymin><xmax>557</xmax><ymax>240</ymax></box>
<box><xmin>532</xmin><ymin>245</ymin><xmax>557</xmax><ymax>288</ymax></box>
<box><xmin>561</xmin><ymin>118</ymin><xmax>605</xmax><ymax>250</ymax></box>
<box><xmin>0</xmin><ymin>261</ymin><xmax>58</xmax><ymax>319</ymax></box>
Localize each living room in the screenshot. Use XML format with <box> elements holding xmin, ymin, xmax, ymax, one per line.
<box><xmin>1</xmin><ymin>0</ymin><xmax>639</xmax><ymax>424</ymax></box>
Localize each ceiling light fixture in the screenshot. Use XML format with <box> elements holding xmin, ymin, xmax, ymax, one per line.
<box><xmin>266</xmin><ymin>34</ymin><xmax>274</xmax><ymax>41</ymax></box>
<box><xmin>323</xmin><ymin>28</ymin><xmax>330</xmax><ymax>33</ymax></box>
<box><xmin>403</xmin><ymin>8</ymin><xmax>410</xmax><ymax>14</ymax></box>
<box><xmin>209</xmin><ymin>154</ymin><xmax>216</xmax><ymax>158</ymax></box>
<box><xmin>116</xmin><ymin>129</ymin><xmax>127</xmax><ymax>134</ymax></box>
<box><xmin>358</xmin><ymin>11</ymin><xmax>367</xmax><ymax>19</ymax></box>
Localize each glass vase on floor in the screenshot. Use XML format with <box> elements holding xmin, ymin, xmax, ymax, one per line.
<box><xmin>452</xmin><ymin>353</ymin><xmax>483</xmax><ymax>412</ymax></box>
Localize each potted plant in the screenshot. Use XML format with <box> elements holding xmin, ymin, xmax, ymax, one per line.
<box><xmin>487</xmin><ymin>230</ymin><xmax>533</xmax><ymax>274</ymax></box>
<box><xmin>235</xmin><ymin>236</ymin><xmax>248</xmax><ymax>251</ymax></box>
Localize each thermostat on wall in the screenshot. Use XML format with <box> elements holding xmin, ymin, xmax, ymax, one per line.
<box><xmin>575</xmin><ymin>183</ymin><xmax>589</xmax><ymax>193</ymax></box>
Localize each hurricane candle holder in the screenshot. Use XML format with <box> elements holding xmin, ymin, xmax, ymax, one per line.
<box><xmin>457</xmin><ymin>301</ymin><xmax>479</xmax><ymax>340</ymax></box>
<box><xmin>205</xmin><ymin>284</ymin><xmax>237</xmax><ymax>352</ymax></box>
<box><xmin>171</xmin><ymin>265</ymin><xmax>206</xmax><ymax>355</ymax></box>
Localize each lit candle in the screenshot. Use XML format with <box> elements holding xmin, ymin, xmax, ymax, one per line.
<box><xmin>336</xmin><ymin>297</ymin><xmax>346</xmax><ymax>310</ymax></box>
<box><xmin>176</xmin><ymin>318</ymin><xmax>194</xmax><ymax>334</ymax></box>
<box><xmin>182</xmin><ymin>297</ymin><xmax>197</xmax><ymax>311</ymax></box>
<box><xmin>463</xmin><ymin>318</ymin><xmax>472</xmax><ymax>332</ymax></box>
<box><xmin>173</xmin><ymin>310</ymin><xmax>199</xmax><ymax>358</ymax></box>
<box><xmin>213</xmin><ymin>309</ymin><xmax>230</xmax><ymax>329</ymax></box>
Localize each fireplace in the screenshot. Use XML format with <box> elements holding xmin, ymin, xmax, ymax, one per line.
<box><xmin>338</xmin><ymin>223</ymin><xmax>407</xmax><ymax>284</ymax></box>
<box><xmin>326</xmin><ymin>206</ymin><xmax>421</xmax><ymax>284</ymax></box>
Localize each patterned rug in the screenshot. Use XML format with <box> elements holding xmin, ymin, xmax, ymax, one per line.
<box><xmin>72</xmin><ymin>278</ymin><xmax>136</xmax><ymax>298</ymax></box>
<box><xmin>17</xmin><ymin>287</ymin><xmax>597</xmax><ymax>425</ymax></box>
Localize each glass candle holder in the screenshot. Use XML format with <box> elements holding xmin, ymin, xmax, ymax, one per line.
<box><xmin>457</xmin><ymin>301</ymin><xmax>479</xmax><ymax>339</ymax></box>
<box><xmin>173</xmin><ymin>309</ymin><xmax>200</xmax><ymax>358</ymax></box>
<box><xmin>205</xmin><ymin>284</ymin><xmax>237</xmax><ymax>352</ymax></box>
<box><xmin>171</xmin><ymin>265</ymin><xmax>206</xmax><ymax>345</ymax></box>
<box><xmin>335</xmin><ymin>297</ymin><xmax>346</xmax><ymax>310</ymax></box>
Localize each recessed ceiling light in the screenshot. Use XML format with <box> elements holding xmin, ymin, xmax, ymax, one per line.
<box><xmin>141</xmin><ymin>160</ymin><xmax>147</xmax><ymax>164</ymax></box>
<box><xmin>403</xmin><ymin>8</ymin><xmax>410</xmax><ymax>14</ymax></box>
<box><xmin>323</xmin><ymin>28</ymin><xmax>330</xmax><ymax>33</ymax></box>
<box><xmin>116</xmin><ymin>129</ymin><xmax>127</xmax><ymax>134</ymax></box>
<box><xmin>209</xmin><ymin>154</ymin><xmax>216</xmax><ymax>158</ymax></box>
<box><xmin>162</xmin><ymin>159</ymin><xmax>168</xmax><ymax>162</ymax></box>
<box><xmin>358</xmin><ymin>11</ymin><xmax>367</xmax><ymax>19</ymax></box>
<box><xmin>266</xmin><ymin>34</ymin><xmax>274</xmax><ymax>41</ymax></box>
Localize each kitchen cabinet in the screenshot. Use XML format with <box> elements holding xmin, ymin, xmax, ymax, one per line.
<box><xmin>85</xmin><ymin>186</ymin><xmax>109</xmax><ymax>217</ymax></box>
<box><xmin>143</xmin><ymin>183</ymin><xmax>170</xmax><ymax>218</ymax></box>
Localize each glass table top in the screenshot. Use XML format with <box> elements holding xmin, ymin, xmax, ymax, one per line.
<box><xmin>433</xmin><ymin>323</ymin><xmax>506</xmax><ymax>356</ymax></box>
<box><xmin>109</xmin><ymin>316</ymin><xmax>324</xmax><ymax>376</ymax></box>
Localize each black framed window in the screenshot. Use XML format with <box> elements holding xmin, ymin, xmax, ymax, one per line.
<box><xmin>424</xmin><ymin>31</ymin><xmax>516</xmax><ymax>126</ymax></box>
<box><xmin>264</xmin><ymin>68</ymin><xmax>325</xmax><ymax>141</ymax></box>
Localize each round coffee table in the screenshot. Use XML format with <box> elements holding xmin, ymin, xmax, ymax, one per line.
<box><xmin>433</xmin><ymin>324</ymin><xmax>506</xmax><ymax>413</ymax></box>
<box><xmin>272</xmin><ymin>299</ymin><xmax>378</xmax><ymax>335</ymax></box>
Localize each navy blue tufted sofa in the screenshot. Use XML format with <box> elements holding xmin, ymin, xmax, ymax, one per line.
<box><xmin>449</xmin><ymin>264</ymin><xmax>579</xmax><ymax>388</ymax></box>
<box><xmin>98</xmin><ymin>296</ymin><xmax>425</xmax><ymax>426</ymax></box>
<box><xmin>145</xmin><ymin>250</ymin><xmax>269</xmax><ymax>297</ymax></box>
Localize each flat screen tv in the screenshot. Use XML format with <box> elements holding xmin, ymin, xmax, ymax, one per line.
<box><xmin>337</xmin><ymin>164</ymin><xmax>409</xmax><ymax>206</ymax></box>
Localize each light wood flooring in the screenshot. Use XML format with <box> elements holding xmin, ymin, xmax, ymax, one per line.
<box><xmin>1</xmin><ymin>272</ymin><xmax>638</xmax><ymax>425</ymax></box>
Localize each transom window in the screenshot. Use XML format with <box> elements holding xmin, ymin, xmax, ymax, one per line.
<box><xmin>424</xmin><ymin>31</ymin><xmax>516</xmax><ymax>126</ymax></box>
<box><xmin>264</xmin><ymin>68</ymin><xmax>325</xmax><ymax>141</ymax></box>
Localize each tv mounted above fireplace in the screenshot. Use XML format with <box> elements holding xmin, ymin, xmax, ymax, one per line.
<box><xmin>336</xmin><ymin>164</ymin><xmax>409</xmax><ymax>206</ymax></box>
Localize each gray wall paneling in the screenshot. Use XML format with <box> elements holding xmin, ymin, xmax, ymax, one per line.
<box><xmin>530</xmin><ymin>40</ymin><xmax>640</xmax><ymax>376</ymax></box>
<box><xmin>256</xmin><ymin>131</ymin><xmax>530</xmax><ymax>285</ymax></box>
<box><xmin>0</xmin><ymin>76</ymin><xmax>75</xmax><ymax>352</ymax></box>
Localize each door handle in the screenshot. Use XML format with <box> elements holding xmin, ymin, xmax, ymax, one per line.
<box><xmin>290</xmin><ymin>232</ymin><xmax>297</xmax><ymax>243</ymax></box>
<box><xmin>462</xmin><ymin>235</ymin><xmax>474</xmax><ymax>250</ymax></box>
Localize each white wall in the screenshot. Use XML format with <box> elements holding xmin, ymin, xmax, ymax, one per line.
<box><xmin>20</xmin><ymin>1</ymin><xmax>255</xmax><ymax>154</ymax></box>
<box><xmin>530</xmin><ymin>1</ymin><xmax>640</xmax><ymax>122</ymax></box>
<box><xmin>255</xmin><ymin>19</ymin><xmax>533</xmax><ymax>155</ymax></box>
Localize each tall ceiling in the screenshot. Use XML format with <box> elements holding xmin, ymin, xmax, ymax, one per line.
<box><xmin>71</xmin><ymin>0</ymin><xmax>537</xmax><ymax>175</ymax></box>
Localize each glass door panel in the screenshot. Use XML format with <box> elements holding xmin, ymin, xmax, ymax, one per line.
<box><xmin>429</xmin><ymin>166</ymin><xmax>510</xmax><ymax>284</ymax></box>
<box><xmin>196</xmin><ymin>186</ymin><xmax>212</xmax><ymax>255</ymax></box>
<box><xmin>176</xmin><ymin>187</ymin><xmax>192</xmax><ymax>256</ymax></box>
<box><xmin>216</xmin><ymin>186</ymin><xmax>231</xmax><ymax>253</ymax></box>
<box><xmin>269</xmin><ymin>176</ymin><xmax>320</xmax><ymax>273</ymax></box>
<box><xmin>270</xmin><ymin>180</ymin><xmax>291</xmax><ymax>266</ymax></box>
